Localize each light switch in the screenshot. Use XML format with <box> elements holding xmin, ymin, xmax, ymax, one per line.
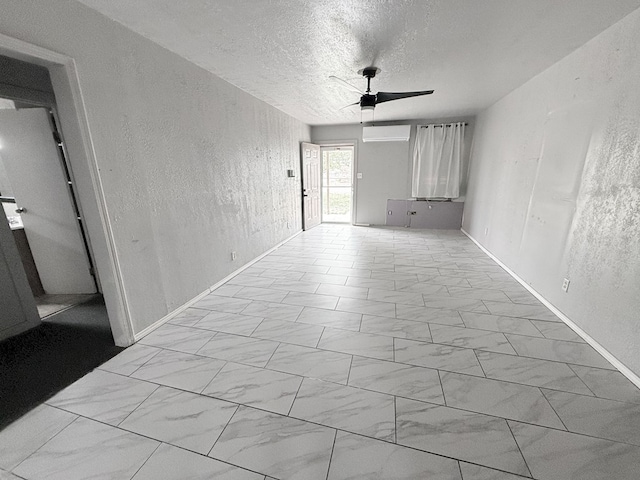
<box><xmin>357</xmin><ymin>172</ymin><xmax>363</xmax><ymax>179</ymax></box>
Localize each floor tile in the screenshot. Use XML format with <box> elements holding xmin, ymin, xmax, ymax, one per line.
<box><xmin>266</xmin><ymin>343</ymin><xmax>352</xmax><ymax>384</ymax></box>
<box><xmin>395</xmin><ymin>282</ymin><xmax>450</xmax><ymax>296</ymax></box>
<box><xmin>367</xmin><ymin>289</ymin><xmax>425</xmax><ymax>306</ymax></box>
<box><xmin>503</xmin><ymin>290</ymin><xmax>543</xmax><ymax>306</ymax></box>
<box><xmin>509</xmin><ymin>420</ymin><xmax>640</xmax><ymax>480</ymax></box>
<box><xmin>505</xmin><ymin>334</ymin><xmax>614</xmax><ymax>369</ymax></box>
<box><xmin>328</xmin><ymin>266</ymin><xmax>372</xmax><ymax>278</ymax></box>
<box><xmin>315</xmin><ymin>283</ymin><xmax>368</xmax><ymax>299</ymax></box>
<box><xmin>327</xmin><ymin>431</ymin><xmax>461</xmax><ymax>480</ymax></box>
<box><xmin>476</xmin><ymin>351</ymin><xmax>593</xmax><ymax>395</ymax></box>
<box><xmin>119</xmin><ymin>385</ymin><xmax>237</xmax><ymax>453</ymax></box>
<box><xmin>430</xmin><ymin>324</ymin><xmax>516</xmax><ymax>355</ymax></box>
<box><xmin>259</xmin><ymin>268</ymin><xmax>305</xmax><ymax>280</ymax></box>
<box><xmin>130</xmin><ymin>349</ymin><xmax>225</xmax><ymax>392</ymax></box>
<box><xmin>482</xmin><ymin>301</ymin><xmax>558</xmax><ymax>321</ymax></box>
<box><xmin>447</xmin><ymin>286</ymin><xmax>512</xmax><ymax>303</ymax></box>
<box><xmin>241</xmin><ymin>301</ymin><xmax>303</xmax><ymax>321</ymax></box>
<box><xmin>543</xmin><ymin>389</ymin><xmax>640</xmax><ymax>445</ymax></box>
<box><xmin>460</xmin><ymin>312</ymin><xmax>543</xmax><ymax>337</ymax></box>
<box><xmin>530</xmin><ymin>320</ymin><xmax>584</xmax><ymax>342</ymax></box>
<box><xmin>314</xmin><ymin>259</ymin><xmax>354</xmax><ymax>268</ymax></box>
<box><xmin>290</xmin><ymin>378</ymin><xmax>395</xmax><ymax>441</ymax></box>
<box><xmin>197</xmin><ymin>332</ymin><xmax>279</xmax><ymax>367</ymax></box>
<box><xmin>233</xmin><ymin>286</ymin><xmax>288</xmax><ymax>303</ymax></box>
<box><xmin>281</xmin><ymin>291</ymin><xmax>339</xmax><ymax>310</ymax></box>
<box><xmin>13</xmin><ymin>417</ymin><xmax>158</xmax><ymax>480</ymax></box>
<box><xmin>169</xmin><ymin>306</ymin><xmax>211</xmax><ymax>326</ymax></box>
<box><xmin>228</xmin><ymin>274</ymin><xmax>276</xmax><ymax>288</ymax></box>
<box><xmin>210</xmin><ymin>406</ymin><xmax>335</xmax><ymax>480</ymax></box>
<box><xmin>418</xmin><ymin>275</ymin><xmax>472</xmax><ymax>287</ymax></box>
<box><xmin>270</xmin><ymin>278</ymin><xmax>320</xmax><ymax>293</ymax></box>
<box><xmin>202</xmin><ymin>362</ymin><xmax>302</xmax><ymax>414</ymax></box>
<box><xmin>569</xmin><ymin>365</ymin><xmax>640</xmax><ymax>404</ymax></box>
<box><xmin>138</xmin><ymin>324</ymin><xmax>215</xmax><ymax>354</ymax></box>
<box><xmin>335</xmin><ymin>297</ymin><xmax>396</xmax><ymax>317</ymax></box>
<box><xmin>395</xmin><ymin>398</ymin><xmax>530</xmax><ymax>476</ymax></box>
<box><xmin>301</xmin><ymin>272</ymin><xmax>347</xmax><ymax>285</ymax></box>
<box><xmin>289</xmin><ymin>264</ymin><xmax>333</xmax><ymax>275</ymax></box>
<box><xmin>422</xmin><ymin>295</ymin><xmax>490</xmax><ymax>313</ymax></box>
<box><xmin>0</xmin><ymin>405</ymin><xmax>77</xmax><ymax>471</ymax></box>
<box><xmin>345</xmin><ymin>277</ymin><xmax>395</xmax><ymax>290</ymax></box>
<box><xmin>132</xmin><ymin>443</ymin><xmax>263</xmax><ymax>480</ymax></box>
<box><xmin>360</xmin><ymin>314</ymin><xmax>433</xmax><ymax>342</ymax></box>
<box><xmin>395</xmin><ymin>304</ymin><xmax>464</xmax><ymax>326</ymax></box>
<box><xmin>371</xmin><ymin>271</ymin><xmax>419</xmax><ymax>282</ymax></box>
<box><xmin>98</xmin><ymin>344</ymin><xmax>161</xmax><ymax>376</ymax></box>
<box><xmin>47</xmin><ymin>369</ymin><xmax>157</xmax><ymax>425</ymax></box>
<box><xmin>459</xmin><ymin>462</ymin><xmax>526</xmax><ymax>479</ymax></box>
<box><xmin>194</xmin><ymin>311</ymin><xmax>263</xmax><ymax>336</ymax></box>
<box><xmin>441</xmin><ymin>372</ymin><xmax>564</xmax><ymax>429</ymax></box>
<box><xmin>348</xmin><ymin>356</ymin><xmax>444</xmax><ymax>404</ymax></box>
<box><xmin>0</xmin><ymin>470</ymin><xmax>22</xmax><ymax>480</ymax></box>
<box><xmin>210</xmin><ymin>284</ymin><xmax>246</xmax><ymax>297</ymax></box>
<box><xmin>251</xmin><ymin>318</ymin><xmax>324</xmax><ymax>347</ymax></box>
<box><xmin>317</xmin><ymin>328</ymin><xmax>394</xmax><ymax>361</ymax></box>
<box><xmin>296</xmin><ymin>307</ymin><xmax>362</xmax><ymax>331</ymax></box>
<box><xmin>191</xmin><ymin>295</ymin><xmax>252</xmax><ymax>313</ymax></box>
<box><xmin>394</xmin><ymin>338</ymin><xmax>484</xmax><ymax>376</ymax></box>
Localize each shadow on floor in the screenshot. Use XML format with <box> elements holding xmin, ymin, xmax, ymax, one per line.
<box><xmin>0</xmin><ymin>296</ymin><xmax>123</xmax><ymax>430</ymax></box>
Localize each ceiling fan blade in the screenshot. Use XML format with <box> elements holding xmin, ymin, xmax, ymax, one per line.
<box><xmin>329</xmin><ymin>76</ymin><xmax>364</xmax><ymax>94</ymax></box>
<box><xmin>376</xmin><ymin>90</ymin><xmax>434</xmax><ymax>104</ymax></box>
<box><xmin>339</xmin><ymin>101</ymin><xmax>361</xmax><ymax>111</ymax></box>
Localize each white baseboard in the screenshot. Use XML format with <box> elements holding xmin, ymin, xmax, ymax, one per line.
<box><xmin>133</xmin><ymin>230</ymin><xmax>303</xmax><ymax>342</ymax></box>
<box><xmin>461</xmin><ymin>228</ymin><xmax>640</xmax><ymax>390</ymax></box>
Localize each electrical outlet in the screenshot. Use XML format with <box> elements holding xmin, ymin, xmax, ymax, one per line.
<box><xmin>484</xmin><ymin>227</ymin><xmax>489</xmax><ymax>236</ymax></box>
<box><xmin>562</xmin><ymin>278</ymin><xmax>570</xmax><ymax>292</ymax></box>
<box><xmin>231</xmin><ymin>251</ymin><xmax>237</xmax><ymax>261</ymax></box>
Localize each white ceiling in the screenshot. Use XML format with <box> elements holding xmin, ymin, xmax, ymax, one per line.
<box><xmin>78</xmin><ymin>0</ymin><xmax>640</xmax><ymax>126</ymax></box>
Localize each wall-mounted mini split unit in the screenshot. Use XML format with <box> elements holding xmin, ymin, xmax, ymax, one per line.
<box><xmin>362</xmin><ymin>125</ymin><xmax>411</xmax><ymax>142</ymax></box>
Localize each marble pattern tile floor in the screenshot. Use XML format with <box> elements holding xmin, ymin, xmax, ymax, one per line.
<box><xmin>2</xmin><ymin>224</ymin><xmax>639</xmax><ymax>480</ymax></box>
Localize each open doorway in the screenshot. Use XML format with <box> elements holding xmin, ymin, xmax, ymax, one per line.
<box><xmin>0</xmin><ymin>99</ymin><xmax>98</xmax><ymax>318</ymax></box>
<box><xmin>0</xmin><ymin>55</ymin><xmax>123</xmax><ymax>429</ymax></box>
<box><xmin>321</xmin><ymin>145</ymin><xmax>354</xmax><ymax>223</ymax></box>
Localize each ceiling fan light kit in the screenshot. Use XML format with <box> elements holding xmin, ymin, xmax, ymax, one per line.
<box><xmin>333</xmin><ymin>66</ymin><xmax>435</xmax><ymax>113</ymax></box>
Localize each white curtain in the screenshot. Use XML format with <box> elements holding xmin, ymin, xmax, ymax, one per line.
<box><xmin>412</xmin><ymin>122</ymin><xmax>465</xmax><ymax>198</ymax></box>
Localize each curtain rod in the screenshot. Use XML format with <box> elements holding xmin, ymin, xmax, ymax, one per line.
<box><xmin>421</xmin><ymin>123</ymin><xmax>468</xmax><ymax>128</ymax></box>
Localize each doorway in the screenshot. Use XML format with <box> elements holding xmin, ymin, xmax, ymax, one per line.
<box><xmin>0</xmin><ymin>56</ymin><xmax>123</xmax><ymax>428</ymax></box>
<box><xmin>321</xmin><ymin>146</ymin><xmax>354</xmax><ymax>223</ymax></box>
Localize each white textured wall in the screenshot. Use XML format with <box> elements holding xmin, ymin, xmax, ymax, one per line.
<box><xmin>0</xmin><ymin>0</ymin><xmax>309</xmax><ymax>335</ymax></box>
<box><xmin>464</xmin><ymin>9</ymin><xmax>640</xmax><ymax>375</ymax></box>
<box><xmin>312</xmin><ymin>119</ymin><xmax>474</xmax><ymax>225</ymax></box>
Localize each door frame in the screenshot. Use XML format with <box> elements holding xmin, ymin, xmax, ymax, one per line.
<box><xmin>0</xmin><ymin>33</ymin><xmax>135</xmax><ymax>346</ymax></box>
<box><xmin>316</xmin><ymin>141</ymin><xmax>358</xmax><ymax>225</ymax></box>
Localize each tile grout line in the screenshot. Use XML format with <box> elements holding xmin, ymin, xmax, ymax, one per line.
<box><xmin>323</xmin><ymin>430</ymin><xmax>339</xmax><ymax>480</ymax></box>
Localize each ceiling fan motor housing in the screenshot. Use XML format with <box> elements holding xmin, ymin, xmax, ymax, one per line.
<box><xmin>360</xmin><ymin>94</ymin><xmax>376</xmax><ymax>110</ymax></box>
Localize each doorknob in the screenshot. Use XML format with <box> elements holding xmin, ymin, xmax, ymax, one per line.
<box><xmin>15</xmin><ymin>207</ymin><xmax>27</xmax><ymax>214</ymax></box>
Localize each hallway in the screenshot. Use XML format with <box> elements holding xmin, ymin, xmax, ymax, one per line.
<box><xmin>1</xmin><ymin>224</ymin><xmax>639</xmax><ymax>479</ymax></box>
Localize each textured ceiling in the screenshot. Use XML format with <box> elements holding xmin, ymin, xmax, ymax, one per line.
<box><xmin>78</xmin><ymin>0</ymin><xmax>640</xmax><ymax>125</ymax></box>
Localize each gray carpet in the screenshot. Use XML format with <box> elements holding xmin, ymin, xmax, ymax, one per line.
<box><xmin>0</xmin><ymin>296</ymin><xmax>123</xmax><ymax>430</ymax></box>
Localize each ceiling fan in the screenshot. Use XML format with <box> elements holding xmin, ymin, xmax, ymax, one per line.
<box><xmin>330</xmin><ymin>67</ymin><xmax>434</xmax><ymax>112</ymax></box>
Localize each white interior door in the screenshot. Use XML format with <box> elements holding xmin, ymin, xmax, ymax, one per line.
<box><xmin>0</xmin><ymin>214</ymin><xmax>40</xmax><ymax>341</ymax></box>
<box><xmin>0</xmin><ymin>108</ymin><xmax>95</xmax><ymax>294</ymax></box>
<box><xmin>301</xmin><ymin>142</ymin><xmax>321</xmax><ymax>230</ymax></box>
